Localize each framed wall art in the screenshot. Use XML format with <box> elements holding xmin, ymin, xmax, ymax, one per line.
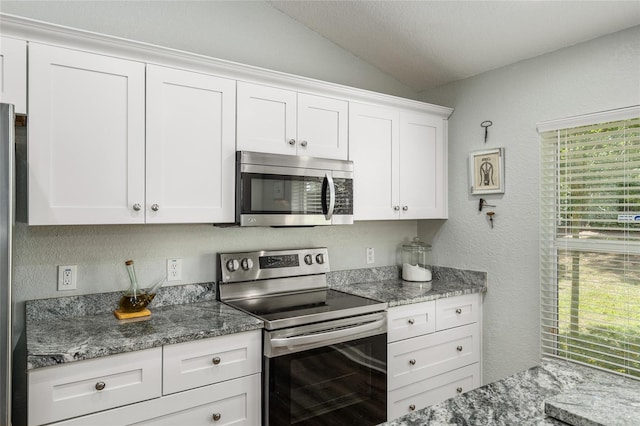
<box><xmin>469</xmin><ymin>148</ymin><xmax>505</xmax><ymax>195</ymax></box>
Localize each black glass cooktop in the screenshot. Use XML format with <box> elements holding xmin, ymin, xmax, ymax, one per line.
<box><xmin>225</xmin><ymin>289</ymin><xmax>386</xmax><ymax>330</ymax></box>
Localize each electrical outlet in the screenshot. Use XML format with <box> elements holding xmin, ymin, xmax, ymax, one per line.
<box><xmin>57</xmin><ymin>265</ymin><xmax>77</xmax><ymax>291</ymax></box>
<box><xmin>366</xmin><ymin>247</ymin><xmax>375</xmax><ymax>264</ymax></box>
<box><xmin>167</xmin><ymin>258</ymin><xmax>182</xmax><ymax>282</ymax></box>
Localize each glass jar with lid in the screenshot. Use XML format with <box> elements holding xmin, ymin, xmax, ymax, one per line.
<box><xmin>401</xmin><ymin>237</ymin><xmax>432</xmax><ymax>282</ymax></box>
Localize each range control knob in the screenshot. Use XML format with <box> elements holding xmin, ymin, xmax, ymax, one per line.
<box><xmin>304</xmin><ymin>254</ymin><xmax>313</xmax><ymax>265</ymax></box>
<box><xmin>241</xmin><ymin>258</ymin><xmax>254</xmax><ymax>271</ymax></box>
<box><xmin>315</xmin><ymin>253</ymin><xmax>325</xmax><ymax>264</ymax></box>
<box><xmin>226</xmin><ymin>259</ymin><xmax>240</xmax><ymax>272</ymax></box>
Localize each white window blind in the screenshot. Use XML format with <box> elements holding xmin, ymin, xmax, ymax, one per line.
<box><xmin>539</xmin><ymin>106</ymin><xmax>640</xmax><ymax>378</ymax></box>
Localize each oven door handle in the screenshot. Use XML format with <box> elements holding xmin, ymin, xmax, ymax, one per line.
<box><xmin>321</xmin><ymin>173</ymin><xmax>335</xmax><ymax>220</ymax></box>
<box><xmin>270</xmin><ymin>317</ymin><xmax>385</xmax><ymax>349</ymax></box>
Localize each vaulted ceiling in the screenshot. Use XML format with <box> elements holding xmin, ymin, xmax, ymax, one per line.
<box><xmin>269</xmin><ymin>1</ymin><xmax>640</xmax><ymax>92</ymax></box>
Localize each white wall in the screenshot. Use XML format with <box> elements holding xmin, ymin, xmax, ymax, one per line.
<box><xmin>419</xmin><ymin>25</ymin><xmax>640</xmax><ymax>385</ymax></box>
<box><xmin>0</xmin><ymin>0</ymin><xmax>416</xmax><ymax>99</ymax></box>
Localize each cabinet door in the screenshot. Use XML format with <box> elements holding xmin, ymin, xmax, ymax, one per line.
<box><xmin>388</xmin><ymin>322</ymin><xmax>480</xmax><ymax>390</ymax></box>
<box><xmin>388</xmin><ymin>363</ymin><xmax>480</xmax><ymax>420</ymax></box>
<box><xmin>399</xmin><ymin>112</ymin><xmax>447</xmax><ymax>219</ymax></box>
<box><xmin>28</xmin><ymin>348</ymin><xmax>162</xmax><ymax>426</ymax></box>
<box><xmin>297</xmin><ymin>93</ymin><xmax>348</xmax><ymax>160</ymax></box>
<box><xmin>349</xmin><ymin>103</ymin><xmax>400</xmax><ymax>220</ymax></box>
<box><xmin>50</xmin><ymin>374</ymin><xmax>261</xmax><ymax>426</ymax></box>
<box><xmin>146</xmin><ymin>65</ymin><xmax>236</xmax><ymax>223</ymax></box>
<box><xmin>28</xmin><ymin>43</ymin><xmax>145</xmax><ymax>225</ymax></box>
<box><xmin>0</xmin><ymin>36</ymin><xmax>27</xmax><ymax>114</ymax></box>
<box><xmin>237</xmin><ymin>81</ymin><xmax>296</xmax><ymax>155</ymax></box>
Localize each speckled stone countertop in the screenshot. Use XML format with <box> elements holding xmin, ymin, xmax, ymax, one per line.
<box><xmin>381</xmin><ymin>357</ymin><xmax>640</xmax><ymax>426</ymax></box>
<box><xmin>25</xmin><ymin>283</ymin><xmax>263</xmax><ymax>370</ymax></box>
<box><xmin>25</xmin><ymin>265</ymin><xmax>485</xmax><ymax>370</ymax></box>
<box><xmin>329</xmin><ymin>265</ymin><xmax>487</xmax><ymax>306</ymax></box>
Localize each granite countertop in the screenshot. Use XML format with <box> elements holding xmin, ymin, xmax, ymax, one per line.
<box><xmin>25</xmin><ymin>265</ymin><xmax>486</xmax><ymax>370</ymax></box>
<box><xmin>382</xmin><ymin>357</ymin><xmax>640</xmax><ymax>426</ymax></box>
<box><xmin>330</xmin><ymin>265</ymin><xmax>487</xmax><ymax>306</ymax></box>
<box><xmin>25</xmin><ymin>284</ymin><xmax>263</xmax><ymax>370</ymax></box>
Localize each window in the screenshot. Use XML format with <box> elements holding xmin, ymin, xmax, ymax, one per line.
<box><xmin>539</xmin><ymin>106</ymin><xmax>640</xmax><ymax>378</ymax></box>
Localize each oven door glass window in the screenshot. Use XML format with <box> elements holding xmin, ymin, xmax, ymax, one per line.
<box><xmin>266</xmin><ymin>333</ymin><xmax>386</xmax><ymax>425</ymax></box>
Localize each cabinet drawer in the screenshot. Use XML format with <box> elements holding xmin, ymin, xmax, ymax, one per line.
<box><xmin>388</xmin><ymin>323</ymin><xmax>479</xmax><ymax>390</ymax></box>
<box><xmin>387</xmin><ymin>301</ymin><xmax>435</xmax><ymax>342</ymax></box>
<box><xmin>435</xmin><ymin>293</ymin><xmax>480</xmax><ymax>331</ymax></box>
<box><xmin>163</xmin><ymin>330</ymin><xmax>261</xmax><ymax>395</ymax></box>
<box><xmin>51</xmin><ymin>373</ymin><xmax>261</xmax><ymax>426</ymax></box>
<box><xmin>28</xmin><ymin>347</ymin><xmax>162</xmax><ymax>426</ymax></box>
<box><xmin>388</xmin><ymin>363</ymin><xmax>480</xmax><ymax>420</ymax></box>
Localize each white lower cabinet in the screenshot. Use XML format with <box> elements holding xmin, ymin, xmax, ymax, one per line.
<box><xmin>388</xmin><ymin>363</ymin><xmax>480</xmax><ymax>420</ymax></box>
<box><xmin>387</xmin><ymin>294</ymin><xmax>482</xmax><ymax>420</ymax></box>
<box><xmin>50</xmin><ymin>374</ymin><xmax>261</xmax><ymax>426</ymax></box>
<box><xmin>29</xmin><ymin>330</ymin><xmax>261</xmax><ymax>426</ymax></box>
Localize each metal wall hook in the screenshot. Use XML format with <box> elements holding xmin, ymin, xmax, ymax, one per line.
<box><xmin>479</xmin><ymin>198</ymin><xmax>496</xmax><ymax>211</ymax></box>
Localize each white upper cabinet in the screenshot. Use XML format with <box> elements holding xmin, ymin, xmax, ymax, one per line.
<box><xmin>28</xmin><ymin>44</ymin><xmax>236</xmax><ymax>225</ymax></box>
<box><xmin>349</xmin><ymin>103</ymin><xmax>400</xmax><ymax>220</ymax></box>
<box><xmin>237</xmin><ymin>81</ymin><xmax>348</xmax><ymax>160</ymax></box>
<box><xmin>0</xmin><ymin>36</ymin><xmax>27</xmax><ymax>114</ymax></box>
<box><xmin>146</xmin><ymin>65</ymin><xmax>236</xmax><ymax>223</ymax></box>
<box><xmin>28</xmin><ymin>43</ymin><xmax>146</xmax><ymax>225</ymax></box>
<box><xmin>349</xmin><ymin>103</ymin><xmax>447</xmax><ymax>220</ymax></box>
<box><xmin>399</xmin><ymin>111</ymin><xmax>447</xmax><ymax>219</ymax></box>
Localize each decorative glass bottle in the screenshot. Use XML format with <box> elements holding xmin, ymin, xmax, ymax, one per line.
<box><xmin>119</xmin><ymin>260</ymin><xmax>148</xmax><ymax>312</ymax></box>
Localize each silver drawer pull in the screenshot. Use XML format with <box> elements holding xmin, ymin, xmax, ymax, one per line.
<box><xmin>457</xmin><ymin>345</ymin><xmax>463</xmax><ymax>352</ymax></box>
<box><xmin>407</xmin><ymin>318</ymin><xmax>415</xmax><ymax>325</ymax></box>
<box><xmin>151</xmin><ymin>203</ymin><xmax>160</xmax><ymax>211</ymax></box>
<box><xmin>95</xmin><ymin>381</ymin><xmax>106</xmax><ymax>391</ymax></box>
<box><xmin>455</xmin><ymin>308</ymin><xmax>462</xmax><ymax>314</ymax></box>
<box><xmin>212</xmin><ymin>413</ymin><xmax>221</xmax><ymax>421</ymax></box>
<box><xmin>288</xmin><ymin>139</ymin><xmax>296</xmax><ymax>146</ymax></box>
<box><xmin>457</xmin><ymin>387</ymin><xmax>463</xmax><ymax>393</ymax></box>
<box><xmin>300</xmin><ymin>140</ymin><xmax>308</xmax><ymax>147</ymax></box>
<box><xmin>212</xmin><ymin>356</ymin><xmax>221</xmax><ymax>365</ymax></box>
<box><xmin>409</xmin><ymin>404</ymin><xmax>416</xmax><ymax>411</ymax></box>
<box><xmin>132</xmin><ymin>203</ymin><xmax>141</xmax><ymax>211</ymax></box>
<box><xmin>409</xmin><ymin>359</ymin><xmax>416</xmax><ymax>366</ymax></box>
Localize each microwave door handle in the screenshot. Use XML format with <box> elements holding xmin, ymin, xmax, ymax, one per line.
<box><xmin>322</xmin><ymin>173</ymin><xmax>335</xmax><ymax>220</ymax></box>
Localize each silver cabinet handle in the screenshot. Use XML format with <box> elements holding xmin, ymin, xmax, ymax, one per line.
<box><xmin>402</xmin><ymin>206</ymin><xmax>408</xmax><ymax>211</ymax></box>
<box><xmin>457</xmin><ymin>345</ymin><xmax>463</xmax><ymax>352</ymax></box>
<box><xmin>394</xmin><ymin>205</ymin><xmax>400</xmax><ymax>211</ymax></box>
<box><xmin>95</xmin><ymin>381</ymin><xmax>106</xmax><ymax>391</ymax></box>
<box><xmin>455</xmin><ymin>308</ymin><xmax>462</xmax><ymax>314</ymax></box>
<box><xmin>288</xmin><ymin>139</ymin><xmax>296</xmax><ymax>146</ymax></box>
<box><xmin>457</xmin><ymin>387</ymin><xmax>463</xmax><ymax>393</ymax></box>
<box><xmin>409</xmin><ymin>404</ymin><xmax>416</xmax><ymax>411</ymax></box>
<box><xmin>151</xmin><ymin>204</ymin><xmax>159</xmax><ymax>212</ymax></box>
<box><xmin>212</xmin><ymin>413</ymin><xmax>221</xmax><ymax>421</ymax></box>
<box><xmin>300</xmin><ymin>140</ymin><xmax>308</xmax><ymax>147</ymax></box>
<box><xmin>132</xmin><ymin>203</ymin><xmax>141</xmax><ymax>211</ymax></box>
<box><xmin>407</xmin><ymin>318</ymin><xmax>415</xmax><ymax>325</ymax></box>
<box><xmin>409</xmin><ymin>359</ymin><xmax>416</xmax><ymax>366</ymax></box>
<box><xmin>212</xmin><ymin>356</ymin><xmax>221</xmax><ymax>365</ymax></box>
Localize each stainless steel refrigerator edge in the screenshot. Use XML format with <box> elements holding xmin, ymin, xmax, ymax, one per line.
<box><xmin>1</xmin><ymin>103</ymin><xmax>15</xmax><ymax>426</ymax></box>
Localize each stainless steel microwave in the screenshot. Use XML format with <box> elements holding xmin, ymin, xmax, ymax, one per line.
<box><xmin>236</xmin><ymin>151</ymin><xmax>354</xmax><ymax>227</ymax></box>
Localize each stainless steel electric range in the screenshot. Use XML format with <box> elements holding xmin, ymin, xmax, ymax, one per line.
<box><xmin>217</xmin><ymin>248</ymin><xmax>388</xmax><ymax>425</ymax></box>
